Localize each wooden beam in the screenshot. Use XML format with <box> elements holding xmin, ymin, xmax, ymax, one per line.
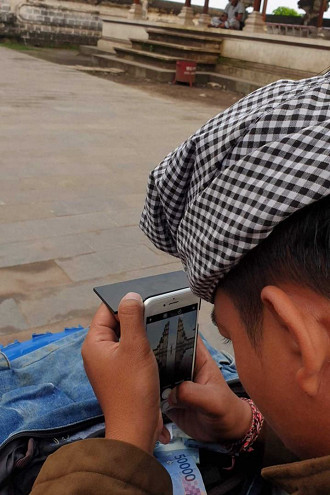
<box><xmin>253</xmin><ymin>0</ymin><xmax>262</xmax><ymax>12</ymax></box>
<box><xmin>317</xmin><ymin>0</ymin><xmax>326</xmax><ymax>27</ymax></box>
<box><xmin>203</xmin><ymin>0</ymin><xmax>210</xmax><ymax>14</ymax></box>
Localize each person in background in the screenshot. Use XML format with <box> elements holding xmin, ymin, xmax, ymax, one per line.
<box><xmin>210</xmin><ymin>12</ymin><xmax>229</xmax><ymax>28</ymax></box>
<box><xmin>224</xmin><ymin>0</ymin><xmax>245</xmax><ymax>29</ymax></box>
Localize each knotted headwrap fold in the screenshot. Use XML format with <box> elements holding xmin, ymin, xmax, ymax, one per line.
<box><xmin>140</xmin><ymin>73</ymin><xmax>330</xmax><ymax>302</ymax></box>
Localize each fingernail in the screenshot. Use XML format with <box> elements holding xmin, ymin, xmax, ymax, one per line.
<box><xmin>123</xmin><ymin>292</ymin><xmax>142</xmax><ymax>302</ymax></box>
<box><xmin>168</xmin><ymin>387</ymin><xmax>177</xmax><ymax>406</ymax></box>
<box><xmin>159</xmin><ymin>427</ymin><xmax>170</xmax><ymax>445</ymax></box>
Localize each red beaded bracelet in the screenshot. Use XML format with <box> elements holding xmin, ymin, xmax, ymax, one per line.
<box><xmin>224</xmin><ymin>398</ymin><xmax>264</xmax><ymax>455</ymax></box>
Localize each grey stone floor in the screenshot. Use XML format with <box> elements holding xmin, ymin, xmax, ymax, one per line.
<box><xmin>0</xmin><ymin>46</ymin><xmax>233</xmax><ymax>354</ymax></box>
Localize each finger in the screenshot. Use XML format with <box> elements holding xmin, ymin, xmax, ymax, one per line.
<box><xmin>168</xmin><ymin>381</ymin><xmax>220</xmax><ymax>412</ymax></box>
<box><xmin>157</xmin><ymin>409</ymin><xmax>169</xmax><ymax>444</ymax></box>
<box><xmin>159</xmin><ymin>425</ymin><xmax>171</xmax><ymax>444</ymax></box>
<box><xmin>91</xmin><ymin>303</ymin><xmax>118</xmax><ymax>329</ymax></box>
<box><xmin>194</xmin><ymin>337</ymin><xmax>225</xmax><ymax>384</ymax></box>
<box><xmin>117</xmin><ymin>292</ymin><xmax>147</xmax><ymax>347</ymax></box>
<box><xmin>89</xmin><ymin>303</ymin><xmax>119</xmax><ymax>342</ymax></box>
<box><xmin>194</xmin><ymin>336</ymin><xmax>214</xmax><ymax>374</ymax></box>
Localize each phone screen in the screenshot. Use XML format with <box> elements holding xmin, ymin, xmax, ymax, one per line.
<box><xmin>146</xmin><ymin>303</ymin><xmax>198</xmax><ymax>402</ymax></box>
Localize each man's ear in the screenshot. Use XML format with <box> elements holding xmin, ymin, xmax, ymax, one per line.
<box><xmin>260</xmin><ymin>286</ymin><xmax>329</xmax><ymax>397</ymax></box>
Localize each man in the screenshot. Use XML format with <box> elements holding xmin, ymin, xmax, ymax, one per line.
<box><xmin>31</xmin><ymin>73</ymin><xmax>330</xmax><ymax>494</ymax></box>
<box><xmin>210</xmin><ymin>12</ymin><xmax>229</xmax><ymax>28</ymax></box>
<box><xmin>224</xmin><ymin>0</ymin><xmax>245</xmax><ymax>29</ymax></box>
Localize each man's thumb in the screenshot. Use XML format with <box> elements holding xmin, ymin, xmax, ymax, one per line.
<box><xmin>118</xmin><ymin>292</ymin><xmax>147</xmax><ymax>345</ymax></box>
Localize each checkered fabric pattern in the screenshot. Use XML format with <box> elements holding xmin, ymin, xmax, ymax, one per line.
<box><xmin>140</xmin><ymin>73</ymin><xmax>330</xmax><ymax>302</ymax></box>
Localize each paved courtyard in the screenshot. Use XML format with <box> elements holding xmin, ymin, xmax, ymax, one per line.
<box><xmin>0</xmin><ymin>46</ymin><xmax>235</xmax><ymax>353</ymax></box>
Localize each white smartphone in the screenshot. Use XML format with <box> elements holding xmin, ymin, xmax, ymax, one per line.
<box><xmin>144</xmin><ymin>288</ymin><xmax>200</xmax><ymax>411</ymax></box>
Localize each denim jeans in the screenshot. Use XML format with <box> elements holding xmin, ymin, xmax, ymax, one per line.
<box><xmin>201</xmin><ymin>335</ymin><xmax>238</xmax><ymax>384</ymax></box>
<box><xmin>0</xmin><ymin>328</ymin><xmax>102</xmax><ymax>448</ymax></box>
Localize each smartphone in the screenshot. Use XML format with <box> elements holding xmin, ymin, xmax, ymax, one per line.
<box><xmin>93</xmin><ymin>271</ymin><xmax>189</xmax><ymax>315</ymax></box>
<box><xmin>144</xmin><ymin>288</ymin><xmax>200</xmax><ymax>412</ymax></box>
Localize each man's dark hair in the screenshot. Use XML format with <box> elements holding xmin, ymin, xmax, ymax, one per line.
<box><xmin>219</xmin><ymin>195</ymin><xmax>330</xmax><ymax>346</ymax></box>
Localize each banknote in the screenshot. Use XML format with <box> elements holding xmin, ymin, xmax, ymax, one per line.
<box><xmin>184</xmin><ymin>438</ymin><xmax>230</xmax><ymax>455</ymax></box>
<box><xmin>165</xmin><ymin>422</ymin><xmax>230</xmax><ymax>455</ymax></box>
<box><xmin>165</xmin><ymin>422</ymin><xmax>191</xmax><ymax>440</ymax></box>
<box><xmin>155</xmin><ymin>449</ymin><xmax>207</xmax><ymax>495</ymax></box>
<box><xmin>154</xmin><ymin>435</ymin><xmax>200</xmax><ymax>464</ymax></box>
<box><xmin>154</xmin><ymin>422</ymin><xmax>233</xmax><ymax>493</ymax></box>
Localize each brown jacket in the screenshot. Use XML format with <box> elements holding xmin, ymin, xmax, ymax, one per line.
<box><xmin>262</xmin><ymin>457</ymin><xmax>330</xmax><ymax>495</ymax></box>
<box><xmin>31</xmin><ymin>439</ymin><xmax>172</xmax><ymax>495</ymax></box>
<box><xmin>31</xmin><ymin>438</ymin><xmax>330</xmax><ymax>495</ymax></box>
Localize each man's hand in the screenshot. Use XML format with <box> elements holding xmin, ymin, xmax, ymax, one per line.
<box><xmin>166</xmin><ymin>338</ymin><xmax>252</xmax><ymax>443</ymax></box>
<box><xmin>82</xmin><ymin>293</ymin><xmax>164</xmax><ymax>454</ymax></box>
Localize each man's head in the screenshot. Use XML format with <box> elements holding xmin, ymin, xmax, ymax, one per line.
<box><xmin>213</xmin><ymin>196</ymin><xmax>330</xmax><ymax>459</ymax></box>
<box><xmin>140</xmin><ymin>73</ymin><xmax>330</xmax><ymax>458</ymax></box>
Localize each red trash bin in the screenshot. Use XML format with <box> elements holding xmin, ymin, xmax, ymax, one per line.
<box><xmin>174</xmin><ymin>60</ymin><xmax>197</xmax><ymax>87</ymax></box>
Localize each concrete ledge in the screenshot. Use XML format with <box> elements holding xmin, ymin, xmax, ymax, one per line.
<box><xmin>215</xmin><ymin>57</ymin><xmax>316</xmax><ymax>85</ymax></box>
<box><xmin>80</xmin><ymin>44</ymin><xmax>108</xmax><ymax>56</ymax></box>
<box><xmin>217</xmin><ymin>30</ymin><xmax>330</xmax><ymax>73</ymax></box>
<box><xmin>206</xmin><ymin>72</ymin><xmax>261</xmax><ymax>94</ymax></box>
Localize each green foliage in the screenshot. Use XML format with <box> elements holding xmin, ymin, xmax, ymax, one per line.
<box><xmin>0</xmin><ymin>41</ymin><xmax>79</xmax><ymax>51</ymax></box>
<box><xmin>272</xmin><ymin>6</ymin><xmax>302</xmax><ymax>15</ymax></box>
<box><xmin>0</xmin><ymin>41</ymin><xmax>35</xmax><ymax>51</ymax></box>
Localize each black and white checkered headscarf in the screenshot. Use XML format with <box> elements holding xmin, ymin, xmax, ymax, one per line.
<box><xmin>140</xmin><ymin>73</ymin><xmax>330</xmax><ymax>302</ymax></box>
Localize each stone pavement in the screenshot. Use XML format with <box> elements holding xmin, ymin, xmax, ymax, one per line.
<box><xmin>0</xmin><ymin>46</ymin><xmax>234</xmax><ymax>353</ymax></box>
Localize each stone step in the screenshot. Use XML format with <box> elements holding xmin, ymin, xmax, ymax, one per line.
<box><xmin>114</xmin><ymin>46</ymin><xmax>215</xmax><ymax>71</ymax></box>
<box><xmin>91</xmin><ymin>52</ymin><xmax>261</xmax><ymax>95</ymax></box>
<box><xmin>115</xmin><ymin>46</ymin><xmax>180</xmax><ymax>69</ymax></box>
<box><xmin>79</xmin><ymin>45</ymin><xmax>107</xmax><ymax>57</ymax></box>
<box><xmin>130</xmin><ymin>39</ymin><xmax>220</xmax><ymax>64</ymax></box>
<box><xmin>215</xmin><ymin>58</ymin><xmax>315</xmax><ymax>86</ymax></box>
<box><xmin>146</xmin><ymin>27</ymin><xmax>222</xmax><ymax>50</ymax></box>
<box><xmin>92</xmin><ymin>53</ymin><xmax>175</xmax><ymax>82</ymax></box>
<box><xmin>206</xmin><ymin>72</ymin><xmax>261</xmax><ymax>94</ymax></box>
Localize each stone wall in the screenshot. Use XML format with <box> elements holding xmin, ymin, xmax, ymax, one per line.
<box><xmin>0</xmin><ymin>0</ymin><xmax>11</xmax><ymax>20</ymax></box>
<box><xmin>0</xmin><ymin>0</ymin><xmax>17</xmax><ymax>35</ymax></box>
<box><xmin>0</xmin><ymin>0</ymin><xmax>102</xmax><ymax>45</ymax></box>
<box><xmin>219</xmin><ymin>31</ymin><xmax>330</xmax><ymax>73</ymax></box>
